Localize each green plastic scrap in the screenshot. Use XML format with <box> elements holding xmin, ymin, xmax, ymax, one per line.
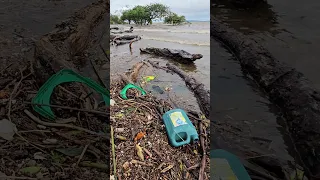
<box><xmin>31</xmin><ymin>69</ymin><xmax>110</xmax><ymax>120</ymax></box>
<box><xmin>120</xmin><ymin>83</ymin><xmax>146</xmax><ymax>100</ymax></box>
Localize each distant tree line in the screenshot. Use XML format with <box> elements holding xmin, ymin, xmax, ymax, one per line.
<box><xmin>110</xmin><ymin>3</ymin><xmax>187</xmax><ymax>25</ymax></box>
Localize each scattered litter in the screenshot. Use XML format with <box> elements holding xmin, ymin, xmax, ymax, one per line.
<box><xmin>110</xmin><ymin>99</ymin><xmax>116</xmax><ymax>106</ymax></box>
<box><xmin>0</xmin><ymin>119</ymin><xmax>17</xmax><ymax>141</ymax></box>
<box><xmin>31</xmin><ymin>69</ymin><xmax>110</xmax><ymax>120</ymax></box>
<box><xmin>120</xmin><ymin>83</ymin><xmax>146</xmax><ymax>100</ymax></box>
<box><xmin>162</xmin><ymin>109</ymin><xmax>199</xmax><ymax>147</ymax></box>
<box><xmin>143</xmin><ymin>75</ymin><xmax>155</xmax><ymax>82</ymax></box>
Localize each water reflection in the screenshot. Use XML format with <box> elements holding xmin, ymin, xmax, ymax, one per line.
<box><xmin>212</xmin><ymin>0</ymin><xmax>279</xmax><ymax>34</ymax></box>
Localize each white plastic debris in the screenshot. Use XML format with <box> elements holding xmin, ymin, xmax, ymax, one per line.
<box><xmin>110</xmin><ymin>99</ymin><xmax>116</xmax><ymax>106</ymax></box>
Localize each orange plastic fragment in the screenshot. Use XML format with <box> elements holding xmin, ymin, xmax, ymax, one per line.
<box><xmin>134</xmin><ymin>131</ymin><xmax>146</xmax><ymax>141</ymax></box>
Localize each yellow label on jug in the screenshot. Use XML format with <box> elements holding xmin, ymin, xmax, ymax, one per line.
<box><xmin>169</xmin><ymin>112</ymin><xmax>187</xmax><ymax>127</ymax></box>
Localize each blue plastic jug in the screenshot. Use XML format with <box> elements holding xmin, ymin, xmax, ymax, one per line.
<box><xmin>210</xmin><ymin>149</ymin><xmax>251</xmax><ymax>180</ymax></box>
<box><xmin>162</xmin><ymin>109</ymin><xmax>199</xmax><ymax>147</ymax></box>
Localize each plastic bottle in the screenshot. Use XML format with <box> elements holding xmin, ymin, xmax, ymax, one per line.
<box><xmin>162</xmin><ymin>109</ymin><xmax>199</xmax><ymax>147</ymax></box>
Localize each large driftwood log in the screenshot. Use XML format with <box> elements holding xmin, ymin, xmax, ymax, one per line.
<box><xmin>110</xmin><ymin>26</ymin><xmax>119</xmax><ymax>30</ymax></box>
<box><xmin>166</xmin><ymin>63</ymin><xmax>210</xmax><ymax>118</ymax></box>
<box><xmin>211</xmin><ymin>17</ymin><xmax>320</xmax><ymax>179</ymax></box>
<box><xmin>140</xmin><ymin>47</ymin><xmax>203</xmax><ymax>64</ymax></box>
<box><xmin>33</xmin><ymin>0</ymin><xmax>108</xmax><ymax>85</ymax></box>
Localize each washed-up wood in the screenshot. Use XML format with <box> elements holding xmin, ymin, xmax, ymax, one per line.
<box><xmin>140</xmin><ymin>47</ymin><xmax>203</xmax><ymax>64</ymax></box>
<box><xmin>166</xmin><ymin>63</ymin><xmax>210</xmax><ymax>118</ymax></box>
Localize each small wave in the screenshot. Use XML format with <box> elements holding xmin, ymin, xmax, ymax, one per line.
<box><xmin>134</xmin><ymin>28</ymin><xmax>210</xmax><ymax>34</ymax></box>
<box><xmin>143</xmin><ymin>36</ymin><xmax>210</xmax><ymax>46</ymax></box>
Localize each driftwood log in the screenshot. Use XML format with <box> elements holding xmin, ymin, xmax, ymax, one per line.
<box><xmin>111</xmin><ymin>35</ymin><xmax>141</xmax><ymax>46</ymax></box>
<box><xmin>166</xmin><ymin>63</ymin><xmax>210</xmax><ymax>118</ymax></box>
<box><xmin>140</xmin><ymin>47</ymin><xmax>203</xmax><ymax>64</ymax></box>
<box><xmin>110</xmin><ymin>30</ymin><xmax>133</xmax><ymax>34</ymax></box>
<box><xmin>110</xmin><ymin>26</ymin><xmax>119</xmax><ymax>30</ymax></box>
<box><xmin>212</xmin><ymin>16</ymin><xmax>320</xmax><ymax>179</ymax></box>
<box><xmin>33</xmin><ymin>0</ymin><xmax>108</xmax><ymax>85</ymax></box>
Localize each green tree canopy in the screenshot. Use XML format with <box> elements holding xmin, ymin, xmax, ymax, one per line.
<box><xmin>164</xmin><ymin>12</ymin><xmax>186</xmax><ymax>25</ymax></box>
<box><xmin>119</xmin><ymin>3</ymin><xmax>186</xmax><ymax>26</ymax></box>
<box><xmin>146</xmin><ymin>3</ymin><xmax>169</xmax><ymax>20</ymax></box>
<box><xmin>110</xmin><ymin>14</ymin><xmax>123</xmax><ymax>24</ymax></box>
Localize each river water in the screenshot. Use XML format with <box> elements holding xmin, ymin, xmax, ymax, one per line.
<box><xmin>212</xmin><ymin>0</ymin><xmax>320</xmax><ymax>171</ymax></box>
<box><xmin>110</xmin><ymin>22</ymin><xmax>210</xmax><ymax>111</ymax></box>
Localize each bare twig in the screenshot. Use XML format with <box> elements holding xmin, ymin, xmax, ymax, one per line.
<box><xmin>131</xmin><ymin>159</ymin><xmax>153</xmax><ymax>167</ymax></box>
<box><xmin>76</xmin><ymin>144</ymin><xmax>89</xmax><ymax>166</ymax></box>
<box><xmin>24</xmin><ymin>109</ymin><xmax>104</xmax><ymax>136</ymax></box>
<box><xmin>111</xmin><ymin>126</ymin><xmax>117</xmax><ymax>180</ymax></box>
<box><xmin>89</xmin><ymin>58</ymin><xmax>107</xmax><ymax>88</ymax></box>
<box><xmin>15</xmin><ymin>132</ymin><xmax>46</xmax><ymax>153</ymax></box>
<box><xmin>0</xmin><ymin>175</ymin><xmax>37</xmax><ymax>180</ymax></box>
<box><xmin>7</xmin><ymin>70</ymin><xmax>31</xmax><ymax>121</ymax></box>
<box><xmin>80</xmin><ymin>161</ymin><xmax>108</xmax><ymax>170</ymax></box>
<box><xmin>24</xmin><ymin>102</ymin><xmax>108</xmax><ymax>117</ymax></box>
<box><xmin>187</xmin><ymin>163</ymin><xmax>200</xmax><ymax>171</ymax></box>
<box><xmin>100</xmin><ymin>44</ymin><xmax>110</xmax><ymax>62</ymax></box>
<box><xmin>0</xmin><ymin>63</ymin><xmax>13</xmax><ymax>74</ymax></box>
<box><xmin>198</xmin><ymin>122</ymin><xmax>206</xmax><ymax>180</ymax></box>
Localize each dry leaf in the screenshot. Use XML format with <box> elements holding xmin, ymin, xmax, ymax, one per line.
<box><xmin>0</xmin><ymin>119</ymin><xmax>17</xmax><ymax>141</ymax></box>
<box><xmin>0</xmin><ymin>90</ymin><xmax>9</xmax><ymax>99</ymax></box>
<box><xmin>134</xmin><ymin>131</ymin><xmax>146</xmax><ymax>141</ymax></box>
<box><xmin>123</xmin><ymin>161</ymin><xmax>130</xmax><ymax>171</ymax></box>
<box><xmin>116</xmin><ymin>135</ymin><xmax>126</xmax><ymax>141</ymax></box>
<box><xmin>34</xmin><ymin>152</ymin><xmax>46</xmax><ymax>160</ymax></box>
<box><xmin>136</xmin><ymin>144</ymin><xmax>144</xmax><ymax>161</ymax></box>
<box><xmin>161</xmin><ymin>164</ymin><xmax>174</xmax><ymax>173</ymax></box>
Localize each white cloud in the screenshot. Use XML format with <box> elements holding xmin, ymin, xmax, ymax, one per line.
<box><xmin>110</xmin><ymin>0</ymin><xmax>210</xmax><ymax>21</ymax></box>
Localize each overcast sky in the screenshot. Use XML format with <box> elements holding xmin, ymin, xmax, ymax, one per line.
<box><xmin>110</xmin><ymin>0</ymin><xmax>210</xmax><ymax>21</ymax></box>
